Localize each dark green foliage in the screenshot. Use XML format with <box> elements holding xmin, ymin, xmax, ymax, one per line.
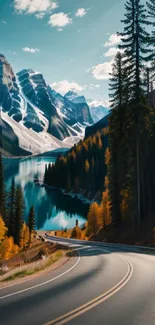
<box><xmin>119</xmin><ymin>0</ymin><xmax>151</xmax><ymax>103</ymax></box>
<box><xmin>109</xmin><ymin>51</ymin><xmax>129</xmax><ymax>109</ymax></box>
<box><xmin>14</xmin><ymin>185</ymin><xmax>24</xmax><ymax>246</ymax></box>
<box><xmin>28</xmin><ymin>206</ymin><xmax>35</xmax><ymax>244</ymax></box>
<box><xmin>8</xmin><ymin>178</ymin><xmax>16</xmax><ymax>237</ymax></box>
<box><xmin>44</xmin><ymin>129</ymin><xmax>108</xmax><ymax>195</ymax></box>
<box><xmin>0</xmin><ymin>153</ymin><xmax>6</xmax><ymax>223</ymax></box>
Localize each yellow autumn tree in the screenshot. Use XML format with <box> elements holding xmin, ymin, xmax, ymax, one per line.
<box><xmin>87</xmin><ymin>202</ymin><xmax>102</xmax><ymax>236</ymax></box>
<box><xmin>71</xmin><ymin>226</ymin><xmax>82</xmax><ymax>239</ymax></box>
<box><xmin>0</xmin><ymin>216</ymin><xmax>8</xmax><ymax>242</ymax></box>
<box><xmin>100</xmin><ymin>189</ymin><xmax>111</xmax><ymax>226</ymax></box>
<box><xmin>20</xmin><ymin>222</ymin><xmax>29</xmax><ymax>248</ymax></box>
<box><xmin>0</xmin><ymin>236</ymin><xmax>19</xmax><ymax>260</ymax></box>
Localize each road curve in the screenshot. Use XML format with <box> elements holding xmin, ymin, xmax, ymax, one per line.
<box><xmin>0</xmin><ymin>236</ymin><xmax>155</xmax><ymax>325</ymax></box>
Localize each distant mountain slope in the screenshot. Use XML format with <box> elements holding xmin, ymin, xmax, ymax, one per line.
<box><xmin>48</xmin><ymin>89</ymin><xmax>93</xmax><ymax>126</ymax></box>
<box><xmin>85</xmin><ymin>114</ymin><xmax>109</xmax><ymax>138</ymax></box>
<box><xmin>89</xmin><ymin>104</ymin><xmax>110</xmax><ymax>123</ymax></box>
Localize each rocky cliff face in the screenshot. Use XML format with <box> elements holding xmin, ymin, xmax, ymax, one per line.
<box><xmin>0</xmin><ymin>54</ymin><xmax>23</xmax><ymax>122</ymax></box>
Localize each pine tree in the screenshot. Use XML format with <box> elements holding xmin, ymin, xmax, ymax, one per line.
<box><xmin>117</xmin><ymin>0</ymin><xmax>152</xmax><ymax>228</ymax></box>
<box><xmin>108</xmin><ymin>52</ymin><xmax>129</xmax><ymax>225</ymax></box>
<box><xmin>28</xmin><ymin>206</ymin><xmax>35</xmax><ymax>244</ymax></box>
<box><xmin>0</xmin><ymin>153</ymin><xmax>6</xmax><ymax>224</ymax></box>
<box><xmin>119</xmin><ymin>0</ymin><xmax>151</xmax><ymax>102</ymax></box>
<box><xmin>146</xmin><ymin>0</ymin><xmax>155</xmax><ymax>47</ymax></box>
<box><xmin>8</xmin><ymin>178</ymin><xmax>16</xmax><ymax>238</ymax></box>
<box><xmin>14</xmin><ymin>186</ymin><xmax>24</xmax><ymax>246</ymax></box>
<box><xmin>109</xmin><ymin>51</ymin><xmax>127</xmax><ymax>109</ymax></box>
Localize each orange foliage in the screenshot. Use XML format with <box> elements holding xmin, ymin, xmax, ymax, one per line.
<box><xmin>0</xmin><ymin>236</ymin><xmax>19</xmax><ymax>260</ymax></box>
<box><xmin>0</xmin><ymin>216</ymin><xmax>8</xmax><ymax>242</ymax></box>
<box><xmin>120</xmin><ymin>189</ymin><xmax>129</xmax><ymax>220</ymax></box>
<box><xmin>87</xmin><ymin>202</ymin><xmax>103</xmax><ymax>236</ymax></box>
<box><xmin>100</xmin><ymin>189</ymin><xmax>111</xmax><ymax>225</ymax></box>
<box><xmin>105</xmin><ymin>148</ymin><xmax>111</xmax><ymax>166</ymax></box>
<box><xmin>85</xmin><ymin>159</ymin><xmax>90</xmax><ymax>173</ymax></box>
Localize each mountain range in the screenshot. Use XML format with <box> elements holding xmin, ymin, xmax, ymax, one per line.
<box><xmin>0</xmin><ymin>54</ymin><xmax>109</xmax><ymax>155</ymax></box>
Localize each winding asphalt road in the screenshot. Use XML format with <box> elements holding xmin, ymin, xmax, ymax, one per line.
<box><xmin>0</xmin><ymin>235</ymin><xmax>155</xmax><ymax>325</ymax></box>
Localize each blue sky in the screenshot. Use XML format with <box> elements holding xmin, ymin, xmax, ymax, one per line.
<box><xmin>0</xmin><ymin>0</ymin><xmax>139</xmax><ymax>106</ymax></box>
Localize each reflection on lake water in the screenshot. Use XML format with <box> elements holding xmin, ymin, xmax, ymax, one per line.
<box><xmin>4</xmin><ymin>157</ymin><xmax>88</xmax><ymax>230</ymax></box>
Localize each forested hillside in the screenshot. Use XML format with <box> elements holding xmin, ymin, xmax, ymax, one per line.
<box><xmin>44</xmin><ymin>0</ymin><xmax>155</xmax><ymax>243</ymax></box>
<box><xmin>44</xmin><ymin>127</ymin><xmax>108</xmax><ymax>195</ymax></box>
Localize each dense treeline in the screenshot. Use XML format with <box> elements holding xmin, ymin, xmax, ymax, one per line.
<box><xmin>44</xmin><ymin>0</ymin><xmax>155</xmax><ymax>239</ymax></box>
<box><xmin>0</xmin><ymin>153</ymin><xmax>35</xmax><ymax>260</ymax></box>
<box><xmin>44</xmin><ymin>128</ymin><xmax>108</xmax><ymax>194</ymax></box>
<box><xmin>107</xmin><ymin>0</ymin><xmax>155</xmax><ymax>231</ymax></box>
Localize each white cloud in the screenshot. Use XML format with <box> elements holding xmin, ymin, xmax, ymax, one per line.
<box><xmin>104</xmin><ymin>33</ymin><xmax>121</xmax><ymax>47</ymax></box>
<box><xmin>75</xmin><ymin>8</ymin><xmax>87</xmax><ymax>17</ymax></box>
<box><xmin>48</xmin><ymin>13</ymin><xmax>72</xmax><ymax>28</ymax></box>
<box><xmin>89</xmin><ymin>99</ymin><xmax>110</xmax><ymax>107</ymax></box>
<box><xmin>51</xmin><ymin>80</ymin><xmax>85</xmax><ymax>95</ymax></box>
<box><xmin>104</xmin><ymin>47</ymin><xmax>118</xmax><ymax>57</ymax></box>
<box><xmin>57</xmin><ymin>28</ymin><xmax>63</xmax><ymax>32</ymax></box>
<box><xmin>14</xmin><ymin>0</ymin><xmax>58</xmax><ymax>15</ymax></box>
<box><xmin>2</xmin><ymin>20</ymin><xmax>7</xmax><ymax>24</ymax></box>
<box><xmin>92</xmin><ymin>60</ymin><xmax>113</xmax><ymax>80</ymax></box>
<box><xmin>22</xmin><ymin>47</ymin><xmax>40</xmax><ymax>53</ymax></box>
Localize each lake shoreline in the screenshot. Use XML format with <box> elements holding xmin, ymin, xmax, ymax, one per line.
<box><xmin>4</xmin><ymin>156</ymin><xmax>88</xmax><ymax>231</ymax></box>
<box><xmin>34</xmin><ymin>179</ymin><xmax>97</xmax><ymax>205</ymax></box>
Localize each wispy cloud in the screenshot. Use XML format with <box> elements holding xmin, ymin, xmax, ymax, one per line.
<box><xmin>75</xmin><ymin>8</ymin><xmax>87</xmax><ymax>18</ymax></box>
<box><xmin>22</xmin><ymin>47</ymin><xmax>40</xmax><ymax>53</ymax></box>
<box><xmin>2</xmin><ymin>20</ymin><xmax>7</xmax><ymax>24</ymax></box>
<box><xmin>51</xmin><ymin>80</ymin><xmax>86</xmax><ymax>95</ymax></box>
<box><xmin>104</xmin><ymin>33</ymin><xmax>121</xmax><ymax>47</ymax></box>
<box><xmin>48</xmin><ymin>13</ymin><xmax>72</xmax><ymax>29</ymax></box>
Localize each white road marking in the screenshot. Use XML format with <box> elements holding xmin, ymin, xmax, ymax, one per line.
<box><xmin>0</xmin><ymin>253</ymin><xmax>80</xmax><ymax>300</ymax></box>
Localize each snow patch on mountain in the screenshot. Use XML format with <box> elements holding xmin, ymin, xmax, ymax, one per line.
<box><xmin>2</xmin><ymin>111</ymin><xmax>83</xmax><ymax>154</ymax></box>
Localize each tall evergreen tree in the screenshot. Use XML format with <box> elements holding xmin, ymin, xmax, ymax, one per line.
<box><xmin>146</xmin><ymin>0</ymin><xmax>155</xmax><ymax>41</ymax></box>
<box><xmin>109</xmin><ymin>51</ymin><xmax>127</xmax><ymax>109</ymax></box>
<box><xmin>0</xmin><ymin>153</ymin><xmax>6</xmax><ymax>224</ymax></box>
<box><xmin>14</xmin><ymin>185</ymin><xmax>24</xmax><ymax>246</ymax></box>
<box><xmin>119</xmin><ymin>0</ymin><xmax>150</xmax><ymax>102</ymax></box>
<box><xmin>8</xmin><ymin>178</ymin><xmax>16</xmax><ymax>238</ymax></box>
<box><xmin>28</xmin><ymin>206</ymin><xmax>35</xmax><ymax>244</ymax></box>
<box><xmin>117</xmin><ymin>0</ymin><xmax>152</xmax><ymax>228</ymax></box>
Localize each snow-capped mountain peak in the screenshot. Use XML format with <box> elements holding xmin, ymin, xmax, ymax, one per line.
<box><xmin>0</xmin><ymin>54</ymin><xmax>93</xmax><ymax>155</ymax></box>
<box><xmin>64</xmin><ymin>91</ymin><xmax>87</xmax><ymax>104</ymax></box>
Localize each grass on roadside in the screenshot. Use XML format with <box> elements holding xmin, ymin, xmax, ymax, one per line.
<box><xmin>1</xmin><ymin>250</ymin><xmax>64</xmax><ymax>282</ymax></box>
